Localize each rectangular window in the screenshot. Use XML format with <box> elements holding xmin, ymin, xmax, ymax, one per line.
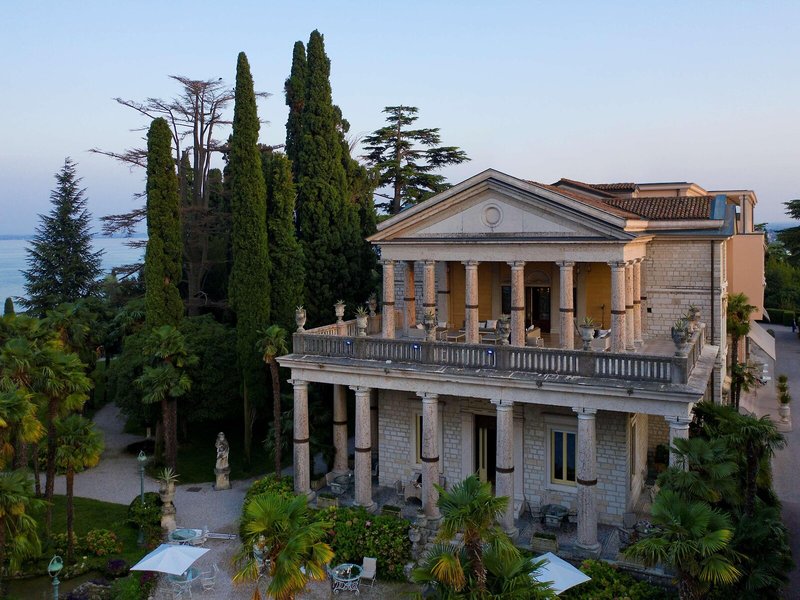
<box><xmin>415</xmin><ymin>414</ymin><xmax>423</xmax><ymax>464</ymax></box>
<box><xmin>550</xmin><ymin>430</ymin><xmax>576</xmax><ymax>485</ymax></box>
<box><xmin>501</xmin><ymin>285</ymin><xmax>511</xmax><ymax>315</ymax></box>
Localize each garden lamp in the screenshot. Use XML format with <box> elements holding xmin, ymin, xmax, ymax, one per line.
<box><xmin>137</xmin><ymin>450</ymin><xmax>148</xmax><ymax>545</ymax></box>
<box><xmin>48</xmin><ymin>555</ymin><xmax>63</xmax><ymax>600</ymax></box>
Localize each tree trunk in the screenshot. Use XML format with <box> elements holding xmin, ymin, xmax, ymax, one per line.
<box><xmin>32</xmin><ymin>443</ymin><xmax>41</xmax><ymax>497</ymax></box>
<box><xmin>744</xmin><ymin>442</ymin><xmax>758</xmax><ymax>517</ymax></box>
<box><xmin>14</xmin><ymin>438</ymin><xmax>28</xmax><ymax>470</ymax></box>
<box><xmin>677</xmin><ymin>574</ymin><xmax>700</xmax><ymax>600</ymax></box>
<box><xmin>161</xmin><ymin>397</ymin><xmax>176</xmax><ymax>471</ymax></box>
<box><xmin>44</xmin><ymin>398</ymin><xmax>58</xmax><ymax>533</ymax></box>
<box><xmin>270</xmin><ymin>361</ymin><xmax>282</xmax><ymax>478</ymax></box>
<box><xmin>243</xmin><ymin>382</ymin><xmax>256</xmax><ymax>465</ymax></box>
<box><xmin>0</xmin><ymin>518</ymin><xmax>7</xmax><ymax>599</ymax></box>
<box><xmin>465</xmin><ymin>538</ymin><xmax>486</xmax><ymax>593</ymax></box>
<box><xmin>154</xmin><ymin>420</ymin><xmax>164</xmax><ymax>462</ymax></box>
<box><xmin>731</xmin><ymin>333</ymin><xmax>740</xmax><ymax>409</ymax></box>
<box><xmin>66</xmin><ymin>469</ymin><xmax>75</xmax><ymax>562</ymax></box>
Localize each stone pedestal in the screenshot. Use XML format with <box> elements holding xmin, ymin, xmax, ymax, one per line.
<box><xmin>215</xmin><ymin>466</ymin><xmax>231</xmax><ymax>490</ymax></box>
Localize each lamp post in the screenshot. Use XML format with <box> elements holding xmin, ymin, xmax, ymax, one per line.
<box><xmin>137</xmin><ymin>451</ymin><xmax>147</xmax><ymax>545</ymax></box>
<box><xmin>48</xmin><ymin>555</ymin><xmax>63</xmax><ymax>600</ymax></box>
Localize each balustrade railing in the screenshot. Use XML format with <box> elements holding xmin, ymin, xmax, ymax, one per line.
<box><xmin>293</xmin><ymin>322</ymin><xmax>707</xmax><ymax>385</ymax></box>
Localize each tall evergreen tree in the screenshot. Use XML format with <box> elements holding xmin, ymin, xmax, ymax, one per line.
<box><xmin>3</xmin><ymin>299</ymin><xmax>13</xmax><ymax>317</ymax></box>
<box><xmin>262</xmin><ymin>150</ymin><xmax>304</xmax><ymax>333</ymax></box>
<box><xmin>293</xmin><ymin>30</ymin><xmax>365</xmax><ymax>325</ymax></box>
<box><xmin>284</xmin><ymin>41</ymin><xmax>307</xmax><ymax>178</ymax></box>
<box><xmin>363</xmin><ymin>105</ymin><xmax>470</xmax><ymax>214</ymax></box>
<box><xmin>144</xmin><ymin>118</ymin><xmax>183</xmax><ymax>327</ymax></box>
<box><xmin>21</xmin><ymin>159</ymin><xmax>103</xmax><ymax>316</ymax></box>
<box><xmin>228</xmin><ymin>52</ymin><xmax>270</xmax><ymax>462</ymax></box>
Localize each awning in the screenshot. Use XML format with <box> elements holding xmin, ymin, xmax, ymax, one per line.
<box><xmin>530</xmin><ymin>552</ymin><xmax>591</xmax><ymax>595</ymax></box>
<box><xmin>748</xmin><ymin>320</ymin><xmax>776</xmax><ymax>360</ymax></box>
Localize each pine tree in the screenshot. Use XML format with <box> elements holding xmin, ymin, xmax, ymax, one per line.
<box><xmin>3</xmin><ymin>298</ymin><xmax>14</xmax><ymax>317</ymax></box>
<box><xmin>144</xmin><ymin>118</ymin><xmax>183</xmax><ymax>327</ymax></box>
<box><xmin>21</xmin><ymin>159</ymin><xmax>103</xmax><ymax>316</ymax></box>
<box><xmin>262</xmin><ymin>149</ymin><xmax>304</xmax><ymax>333</ymax></box>
<box><xmin>284</xmin><ymin>41</ymin><xmax>307</xmax><ymax>179</ymax></box>
<box><xmin>228</xmin><ymin>51</ymin><xmax>270</xmax><ymax>462</ymax></box>
<box><xmin>363</xmin><ymin>105</ymin><xmax>470</xmax><ymax>214</ymax></box>
<box><xmin>293</xmin><ymin>30</ymin><xmax>365</xmax><ymax>325</ymax></box>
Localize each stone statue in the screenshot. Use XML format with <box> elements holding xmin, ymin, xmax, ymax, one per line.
<box><xmin>214</xmin><ymin>432</ymin><xmax>231</xmax><ymax>490</ymax></box>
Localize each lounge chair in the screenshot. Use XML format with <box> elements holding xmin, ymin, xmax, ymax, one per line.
<box><xmin>360</xmin><ymin>557</ymin><xmax>377</xmax><ymax>587</ymax></box>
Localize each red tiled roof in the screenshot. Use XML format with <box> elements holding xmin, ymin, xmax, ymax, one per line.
<box><xmin>602</xmin><ymin>196</ymin><xmax>713</xmax><ymax>220</ymax></box>
<box><xmin>551</xmin><ymin>178</ymin><xmax>616</xmax><ymax>198</ymax></box>
<box><xmin>529</xmin><ymin>182</ymin><xmax>640</xmax><ymax>219</ymax></box>
<box><xmin>589</xmin><ymin>182</ymin><xmax>637</xmax><ymax>192</ymax></box>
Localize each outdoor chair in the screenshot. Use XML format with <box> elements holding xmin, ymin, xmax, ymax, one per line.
<box><xmin>360</xmin><ymin>556</ymin><xmax>377</xmax><ymax>588</ymax></box>
<box><xmin>394</xmin><ymin>479</ymin><xmax>405</xmax><ymax>504</ymax></box>
<box><xmin>200</xmin><ymin>563</ymin><xmax>219</xmax><ymax>593</ymax></box>
<box><xmin>172</xmin><ymin>579</ymin><xmax>193</xmax><ymax>599</ymax></box>
<box><xmin>190</xmin><ymin>527</ymin><xmax>208</xmax><ymax>546</ymax></box>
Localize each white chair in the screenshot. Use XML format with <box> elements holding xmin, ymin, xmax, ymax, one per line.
<box><xmin>172</xmin><ymin>579</ymin><xmax>193</xmax><ymax>599</ymax></box>
<box><xmin>360</xmin><ymin>556</ymin><xmax>377</xmax><ymax>588</ymax></box>
<box><xmin>200</xmin><ymin>563</ymin><xmax>219</xmax><ymax>594</ymax></box>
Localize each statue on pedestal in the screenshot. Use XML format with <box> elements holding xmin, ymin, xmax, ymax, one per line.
<box><xmin>214</xmin><ymin>432</ymin><xmax>231</xmax><ymax>490</ymax></box>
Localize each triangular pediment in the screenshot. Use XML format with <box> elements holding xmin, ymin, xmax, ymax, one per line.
<box><xmin>371</xmin><ymin>170</ymin><xmax>635</xmax><ymax>243</ymax></box>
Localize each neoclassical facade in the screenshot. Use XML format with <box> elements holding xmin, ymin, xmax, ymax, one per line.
<box><xmin>279</xmin><ymin>169</ymin><xmax>763</xmax><ymax>552</ymax></box>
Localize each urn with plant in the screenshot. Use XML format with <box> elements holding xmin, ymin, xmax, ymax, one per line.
<box><xmin>367</xmin><ymin>292</ymin><xmax>378</xmax><ymax>317</ymax></box>
<box><xmin>671</xmin><ymin>319</ymin><xmax>689</xmax><ymax>355</ymax></box>
<box><xmin>579</xmin><ymin>316</ymin><xmax>596</xmax><ymax>350</ymax></box>
<box><xmin>295</xmin><ymin>305</ymin><xmax>307</xmax><ymax>332</ymax></box>
<box><xmin>355</xmin><ymin>305</ymin><xmax>369</xmax><ymax>336</ymax></box>
<box><xmin>334</xmin><ymin>299</ymin><xmax>346</xmax><ymax>323</ymax></box>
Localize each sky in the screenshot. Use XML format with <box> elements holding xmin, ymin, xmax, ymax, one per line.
<box><xmin>1</xmin><ymin>1</ymin><xmax>799</xmax><ymax>234</ymax></box>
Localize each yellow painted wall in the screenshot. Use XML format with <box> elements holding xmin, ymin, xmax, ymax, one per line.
<box><xmin>448</xmin><ymin>261</ymin><xmax>500</xmax><ymax>327</ymax></box>
<box><xmin>584</xmin><ymin>263</ymin><xmax>611</xmax><ymax>329</ymax></box>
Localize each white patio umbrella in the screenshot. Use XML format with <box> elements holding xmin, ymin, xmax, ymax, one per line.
<box><xmin>130</xmin><ymin>543</ymin><xmax>209</xmax><ymax>575</ymax></box>
<box><xmin>530</xmin><ymin>552</ymin><xmax>591</xmax><ymax>595</ymax></box>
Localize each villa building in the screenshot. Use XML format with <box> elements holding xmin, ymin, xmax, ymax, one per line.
<box><xmin>278</xmin><ymin>169</ymin><xmax>765</xmax><ymax>553</ymax></box>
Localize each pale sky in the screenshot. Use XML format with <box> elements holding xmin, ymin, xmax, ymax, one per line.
<box><xmin>1</xmin><ymin>0</ymin><xmax>798</xmax><ymax>234</ymax></box>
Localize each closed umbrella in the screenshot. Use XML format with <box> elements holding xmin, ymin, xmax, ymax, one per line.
<box><xmin>130</xmin><ymin>543</ymin><xmax>209</xmax><ymax>575</ymax></box>
<box><xmin>530</xmin><ymin>552</ymin><xmax>591</xmax><ymax>595</ymax></box>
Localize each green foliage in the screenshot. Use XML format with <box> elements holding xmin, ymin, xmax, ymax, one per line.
<box><xmin>144</xmin><ymin>118</ymin><xmax>183</xmax><ymax>327</ymax></box>
<box><xmin>50</xmin><ymin>532</ymin><xmax>82</xmax><ymax>556</ymax></box>
<box><xmin>3</xmin><ymin>298</ymin><xmax>14</xmax><ymax>316</ymax></box>
<box><xmin>284</xmin><ymin>40</ymin><xmax>307</xmax><ymax>173</ymax></box>
<box><xmin>262</xmin><ymin>151</ymin><xmax>305</xmax><ymax>333</ymax></box>
<box><xmin>109</xmin><ymin>573</ymin><xmax>157</xmax><ymax>600</ymax></box>
<box><xmin>314</xmin><ymin>506</ymin><xmax>411</xmax><ymax>580</ymax></box>
<box><xmin>85</xmin><ymin>528</ymin><xmax>122</xmax><ymax>556</ymax></box>
<box><xmin>560</xmin><ymin>560</ymin><xmax>674</xmax><ymax>599</ymax></box>
<box><xmin>127</xmin><ymin>492</ymin><xmax>162</xmax><ymax>536</ymax></box>
<box><xmin>363</xmin><ymin>105</ymin><xmax>470</xmax><ymax>215</ymax></box>
<box><xmin>0</xmin><ymin>470</ymin><xmax>44</xmax><ymax>577</ymax></box>
<box><xmin>291</xmin><ymin>30</ymin><xmax>367</xmax><ymax>326</ymax></box>
<box><xmin>764</xmin><ymin>254</ymin><xmax>800</xmax><ymax>311</ymax></box>
<box><xmin>763</xmin><ymin>307</ymin><xmax>796</xmax><ymax>326</ymax></box>
<box><xmin>239</xmin><ymin>475</ymin><xmax>295</xmax><ymax>537</ymax></box>
<box><xmin>228</xmin><ymin>51</ymin><xmax>270</xmax><ymax>461</ymax></box>
<box><xmin>21</xmin><ymin>158</ymin><xmax>103</xmax><ymax>316</ymax></box>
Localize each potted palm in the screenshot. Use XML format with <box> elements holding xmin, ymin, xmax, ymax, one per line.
<box><xmin>777</xmin><ymin>374</ymin><xmax>791</xmax><ymax>424</ymax></box>
<box><xmin>687</xmin><ymin>304</ymin><xmax>701</xmax><ymax>331</ymax></box>
<box><xmin>355</xmin><ymin>305</ymin><xmax>369</xmax><ymax>337</ymax></box>
<box><xmin>578</xmin><ymin>316</ymin><xmax>596</xmax><ymax>351</ymax></box>
<box><xmin>334</xmin><ymin>300</ymin><xmax>346</xmax><ymax>323</ymax></box>
<box><xmin>671</xmin><ymin>318</ymin><xmax>689</xmax><ymax>356</ymax></box>
<box><xmin>498</xmin><ymin>314</ymin><xmax>511</xmax><ymax>345</ymax></box>
<box><xmin>295</xmin><ymin>305</ymin><xmax>307</xmax><ymax>332</ymax></box>
<box><xmin>158</xmin><ymin>467</ymin><xmax>179</xmax><ymax>504</ymax></box>
<box><xmin>423</xmin><ymin>309</ymin><xmax>437</xmax><ymax>341</ymax></box>
<box><xmin>367</xmin><ymin>292</ymin><xmax>378</xmax><ymax>317</ymax></box>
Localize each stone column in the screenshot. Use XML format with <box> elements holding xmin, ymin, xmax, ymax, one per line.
<box><xmin>382</xmin><ymin>260</ymin><xmax>395</xmax><ymax>339</ymax></box>
<box><xmin>493</xmin><ymin>400</ymin><xmax>517</xmax><ymax>537</ymax></box>
<box><xmin>633</xmin><ymin>259</ymin><xmax>643</xmax><ymax>347</ymax></box>
<box><xmin>291</xmin><ymin>379</ymin><xmax>313</xmax><ymax>499</ymax></box>
<box><xmin>609</xmin><ymin>262</ymin><xmax>627</xmax><ymax>352</ymax></box>
<box><xmin>351</xmin><ymin>386</ymin><xmax>375</xmax><ymax>511</ymax></box>
<box><xmin>667</xmin><ymin>416</ymin><xmax>691</xmax><ymax>469</ymax></box>
<box><xmin>422</xmin><ymin>260</ymin><xmax>437</xmax><ymax>323</ymax></box>
<box><xmin>332</xmin><ymin>385</ymin><xmax>348</xmax><ymax>474</ymax></box>
<box><xmin>370</xmin><ymin>391</ymin><xmax>379</xmax><ymax>465</ymax></box>
<box><xmin>558</xmin><ymin>261</ymin><xmax>575</xmax><ymax>349</ymax></box>
<box><xmin>404</xmin><ymin>261</ymin><xmax>417</xmax><ymax>331</ymax></box>
<box><xmin>573</xmin><ymin>407</ymin><xmax>600</xmax><ymax>552</ymax></box>
<box><xmin>419</xmin><ymin>392</ymin><xmax>441</xmax><ymax>520</ymax></box>
<box><xmin>463</xmin><ymin>260</ymin><xmax>480</xmax><ymax>344</ymax></box>
<box><xmin>509</xmin><ymin>261</ymin><xmax>526</xmax><ymax>347</ymax></box>
<box><xmin>625</xmin><ymin>262</ymin><xmax>635</xmax><ymax>351</ymax></box>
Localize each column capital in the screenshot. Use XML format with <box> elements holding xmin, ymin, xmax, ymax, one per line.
<box><xmin>417</xmin><ymin>391</ymin><xmax>439</xmax><ymax>402</ymax></box>
<box><xmin>349</xmin><ymin>385</ymin><xmax>372</xmax><ymax>395</ymax></box>
<box><xmin>423</xmin><ymin>259</ymin><xmax>436</xmax><ymax>266</ymax></box>
<box><xmin>572</xmin><ymin>407</ymin><xmax>597</xmax><ymax>417</ymax></box>
<box><xmin>556</xmin><ymin>261</ymin><xmax>576</xmax><ymax>268</ymax></box>
<box><xmin>608</xmin><ymin>261</ymin><xmax>626</xmax><ymax>270</ymax></box>
<box><xmin>491</xmin><ymin>399</ymin><xmax>514</xmax><ymax>410</ymax></box>
<box><xmin>507</xmin><ymin>260</ymin><xmax>526</xmax><ymax>269</ymax></box>
<box><xmin>381</xmin><ymin>258</ymin><xmax>395</xmax><ymax>267</ymax></box>
<box><xmin>667</xmin><ymin>415</ymin><xmax>692</xmax><ymax>429</ymax></box>
<box><xmin>288</xmin><ymin>379</ymin><xmax>307</xmax><ymax>389</ymax></box>
<box><xmin>461</xmin><ymin>259</ymin><xmax>480</xmax><ymax>267</ymax></box>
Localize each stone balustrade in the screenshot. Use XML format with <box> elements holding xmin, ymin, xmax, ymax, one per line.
<box><xmin>293</xmin><ymin>323</ymin><xmax>705</xmax><ymax>385</ymax></box>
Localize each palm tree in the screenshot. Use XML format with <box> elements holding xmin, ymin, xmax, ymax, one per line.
<box><xmin>624</xmin><ymin>489</ymin><xmax>741</xmax><ymax>600</ymax></box>
<box><xmin>659</xmin><ymin>437</ymin><xmax>739</xmax><ymax>505</ymax></box>
<box><xmin>0</xmin><ymin>470</ymin><xmax>44</xmax><ymax>597</ymax></box>
<box><xmin>233</xmin><ymin>492</ymin><xmax>333</xmax><ymax>600</ymax></box>
<box><xmin>726</xmin><ymin>292</ymin><xmax>756</xmax><ymax>408</ymax></box>
<box><xmin>135</xmin><ymin>325</ymin><xmax>197</xmax><ymax>471</ymax></box>
<box><xmin>434</xmin><ymin>475</ymin><xmax>516</xmax><ymax>594</ymax></box>
<box><xmin>257</xmin><ymin>325</ymin><xmax>288</xmax><ymax>478</ymax></box>
<box><xmin>55</xmin><ymin>414</ymin><xmax>104</xmax><ymax>561</ymax></box>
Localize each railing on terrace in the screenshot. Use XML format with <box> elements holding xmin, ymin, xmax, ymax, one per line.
<box><xmin>294</xmin><ymin>319</ymin><xmax>705</xmax><ymax>385</ymax></box>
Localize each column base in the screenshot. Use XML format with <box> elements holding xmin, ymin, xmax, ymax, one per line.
<box><xmin>503</xmin><ymin>525</ymin><xmax>519</xmax><ymax>541</ymax></box>
<box><xmin>303</xmin><ymin>489</ymin><xmax>317</xmax><ymax>503</ymax></box>
<box><xmin>354</xmin><ymin>500</ymin><xmax>377</xmax><ymax>513</ymax></box>
<box><xmin>575</xmin><ymin>542</ymin><xmax>602</xmax><ymax>558</ymax></box>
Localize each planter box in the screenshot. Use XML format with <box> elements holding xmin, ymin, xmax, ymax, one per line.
<box><xmin>310</xmin><ymin>476</ymin><xmax>326</xmax><ymax>491</ymax></box>
<box><xmin>381</xmin><ymin>505</ymin><xmax>402</xmax><ymax>518</ymax></box>
<box><xmin>530</xmin><ymin>534</ymin><xmax>558</xmax><ymax>554</ymax></box>
<box><xmin>317</xmin><ymin>495</ymin><xmax>339</xmax><ymax>509</ymax></box>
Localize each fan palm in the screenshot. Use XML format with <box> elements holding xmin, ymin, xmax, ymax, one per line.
<box><xmin>233</xmin><ymin>492</ymin><xmax>333</xmax><ymax>600</ymax></box>
<box><xmin>624</xmin><ymin>489</ymin><xmax>741</xmax><ymax>600</ymax></box>
<box><xmin>257</xmin><ymin>325</ymin><xmax>288</xmax><ymax>478</ymax></box>
<box><xmin>55</xmin><ymin>414</ymin><xmax>104</xmax><ymax>561</ymax></box>
<box><xmin>434</xmin><ymin>475</ymin><xmax>516</xmax><ymax>594</ymax></box>
<box><xmin>135</xmin><ymin>325</ymin><xmax>197</xmax><ymax>470</ymax></box>
<box><xmin>726</xmin><ymin>292</ymin><xmax>755</xmax><ymax>408</ymax></box>
<box><xmin>659</xmin><ymin>437</ymin><xmax>739</xmax><ymax>505</ymax></box>
<box><xmin>0</xmin><ymin>470</ymin><xmax>44</xmax><ymax>596</ymax></box>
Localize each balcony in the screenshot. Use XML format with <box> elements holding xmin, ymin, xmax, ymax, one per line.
<box><xmin>293</xmin><ymin>317</ymin><xmax>707</xmax><ymax>386</ymax></box>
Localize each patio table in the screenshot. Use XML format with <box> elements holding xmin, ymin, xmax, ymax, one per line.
<box><xmin>168</xmin><ymin>528</ymin><xmax>201</xmax><ymax>545</ymax></box>
<box><xmin>168</xmin><ymin>566</ymin><xmax>199</xmax><ymax>584</ymax></box>
<box><xmin>330</xmin><ymin>563</ymin><xmax>362</xmax><ymax>594</ymax></box>
<box><xmin>446</xmin><ymin>330</ymin><xmax>465</xmax><ymax>342</ymax></box>
<box><xmin>330</xmin><ymin>473</ymin><xmax>353</xmax><ymax>496</ymax></box>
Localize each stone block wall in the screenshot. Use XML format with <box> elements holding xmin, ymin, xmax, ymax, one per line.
<box><xmin>647</xmin><ymin>414</ymin><xmax>670</xmax><ymax>460</ymax></box>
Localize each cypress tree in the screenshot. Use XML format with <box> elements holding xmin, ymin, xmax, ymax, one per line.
<box><xmin>262</xmin><ymin>150</ymin><xmax>305</xmax><ymax>333</ymax></box>
<box><xmin>293</xmin><ymin>30</ymin><xmax>364</xmax><ymax>325</ymax></box>
<box><xmin>228</xmin><ymin>51</ymin><xmax>270</xmax><ymax>462</ymax></box>
<box><xmin>144</xmin><ymin>118</ymin><xmax>183</xmax><ymax>327</ymax></box>
<box><xmin>3</xmin><ymin>298</ymin><xmax>14</xmax><ymax>317</ymax></box>
<box><xmin>21</xmin><ymin>158</ymin><xmax>103</xmax><ymax>316</ymax></box>
<box><xmin>284</xmin><ymin>40</ymin><xmax>307</xmax><ymax>178</ymax></box>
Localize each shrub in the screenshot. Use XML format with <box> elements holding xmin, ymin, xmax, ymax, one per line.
<box><xmin>85</xmin><ymin>529</ymin><xmax>122</xmax><ymax>557</ymax></box>
<box><xmin>560</xmin><ymin>559</ymin><xmax>674</xmax><ymax>600</ymax></box>
<box><xmin>104</xmin><ymin>558</ymin><xmax>129</xmax><ymax>578</ymax></box>
<box><xmin>50</xmin><ymin>532</ymin><xmax>82</xmax><ymax>556</ymax></box>
<box><xmin>239</xmin><ymin>475</ymin><xmax>294</xmax><ymax>537</ymax></box>
<box><xmin>314</xmin><ymin>506</ymin><xmax>411</xmax><ymax>580</ymax></box>
<box><xmin>109</xmin><ymin>572</ymin><xmax>157</xmax><ymax>600</ymax></box>
<box><xmin>127</xmin><ymin>492</ymin><xmax>162</xmax><ymax>537</ymax></box>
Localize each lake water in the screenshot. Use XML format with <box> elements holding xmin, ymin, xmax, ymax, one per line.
<box><xmin>0</xmin><ymin>235</ymin><xmax>145</xmax><ymax>304</ymax></box>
